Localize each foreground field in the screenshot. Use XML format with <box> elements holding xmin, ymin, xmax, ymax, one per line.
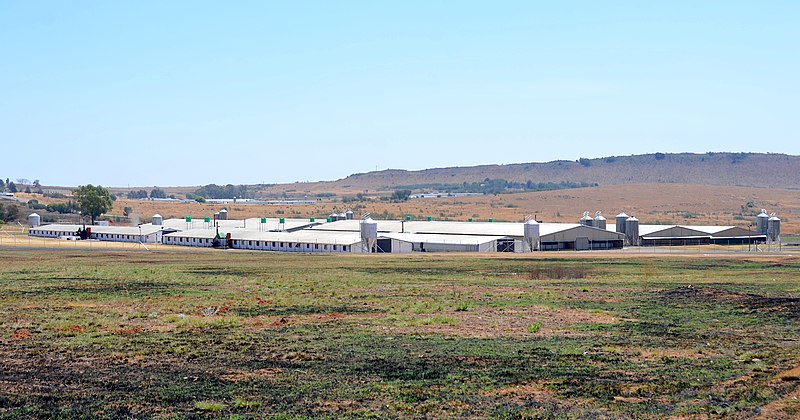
<box><xmin>2</xmin><ymin>250</ymin><xmax>800</xmax><ymax>418</ymax></box>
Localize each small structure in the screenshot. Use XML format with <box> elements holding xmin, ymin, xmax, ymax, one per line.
<box><xmin>580</xmin><ymin>212</ymin><xmax>594</xmax><ymax>227</ymax></box>
<box><xmin>615</xmin><ymin>212</ymin><xmax>629</xmax><ymax>234</ymax></box>
<box><xmin>28</xmin><ymin>213</ymin><xmax>41</xmax><ymax>228</ymax></box>
<box><xmin>594</xmin><ymin>211</ymin><xmax>607</xmax><ymax>230</ymax></box>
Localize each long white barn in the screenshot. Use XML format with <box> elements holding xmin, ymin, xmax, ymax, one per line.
<box><xmin>28</xmin><ymin>211</ymin><xmax>771</xmax><ymax>253</ymax></box>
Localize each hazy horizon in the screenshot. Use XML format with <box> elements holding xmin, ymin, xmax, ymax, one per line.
<box><xmin>2</xmin><ymin>2</ymin><xmax>798</xmax><ymax>187</ymax></box>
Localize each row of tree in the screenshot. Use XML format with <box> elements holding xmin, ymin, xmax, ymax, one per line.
<box><xmin>192</xmin><ymin>184</ymin><xmax>250</xmax><ymax>199</ymax></box>
<box><xmin>0</xmin><ymin>178</ymin><xmax>44</xmax><ymax>194</ymax></box>
<box><xmin>127</xmin><ymin>188</ymin><xmax>168</xmax><ymax>199</ymax></box>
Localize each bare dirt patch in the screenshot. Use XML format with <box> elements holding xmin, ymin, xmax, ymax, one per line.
<box><xmin>218</xmin><ymin>368</ymin><xmax>283</xmax><ymax>383</ymax></box>
<box><xmin>661</xmin><ymin>286</ymin><xmax>800</xmax><ymax>319</ymax></box>
<box><xmin>384</xmin><ymin>305</ymin><xmax>621</xmax><ymax>338</ymax></box>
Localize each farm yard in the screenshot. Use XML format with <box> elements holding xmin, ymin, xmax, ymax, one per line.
<box><xmin>2</xmin><ymin>249</ymin><xmax>800</xmax><ymax>418</ymax></box>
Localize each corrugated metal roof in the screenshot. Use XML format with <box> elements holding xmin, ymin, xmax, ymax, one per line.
<box><xmin>166</xmin><ymin>229</ymin><xmax>362</xmax><ymax>245</ymax></box>
<box><xmin>31</xmin><ymin>224</ymin><xmax>168</xmax><ymax>236</ymax></box>
<box><xmin>381</xmin><ymin>232</ymin><xmax>508</xmax><ymax>245</ymax></box>
<box><xmin>311</xmin><ymin>219</ymin><xmax>589</xmax><ymax>237</ymax></box>
<box><xmin>148</xmin><ymin>218</ymin><xmax>318</xmax><ymax>232</ymax></box>
<box><xmin>638</xmin><ymin>225</ymin><xmax>678</xmax><ymax>236</ymax></box>
<box><xmin>310</xmin><ymin>219</ymin><xmax>405</xmax><ymax>233</ymax></box>
<box><xmin>682</xmin><ymin>225</ymin><xmax>737</xmax><ymax>235</ymax></box>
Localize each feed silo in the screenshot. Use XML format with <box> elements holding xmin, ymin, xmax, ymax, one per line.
<box><xmin>524</xmin><ymin>219</ymin><xmax>540</xmax><ymax>252</ymax></box>
<box><xmin>616</xmin><ymin>212</ymin><xmax>629</xmax><ymax>234</ymax></box>
<box><xmin>767</xmin><ymin>214</ymin><xmax>781</xmax><ymax>244</ymax></box>
<box><xmin>756</xmin><ymin>210</ymin><xmax>769</xmax><ymax>235</ymax></box>
<box><xmin>360</xmin><ymin>215</ymin><xmax>378</xmax><ymax>253</ymax></box>
<box><xmin>594</xmin><ymin>211</ymin><xmax>607</xmax><ymax>230</ymax></box>
<box><xmin>625</xmin><ymin>216</ymin><xmax>640</xmax><ymax>246</ymax></box>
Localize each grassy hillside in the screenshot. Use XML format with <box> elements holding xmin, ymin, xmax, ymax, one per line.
<box><xmin>252</xmin><ymin>152</ymin><xmax>800</xmax><ymax>196</ymax></box>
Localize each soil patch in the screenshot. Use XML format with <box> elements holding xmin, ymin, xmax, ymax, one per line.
<box><xmin>660</xmin><ymin>286</ymin><xmax>800</xmax><ymax>319</ymax></box>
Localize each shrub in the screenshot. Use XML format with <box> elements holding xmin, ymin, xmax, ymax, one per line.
<box><xmin>195</xmin><ymin>401</ymin><xmax>225</xmax><ymax>412</ymax></box>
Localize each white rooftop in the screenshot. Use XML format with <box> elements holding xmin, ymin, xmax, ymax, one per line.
<box><xmin>31</xmin><ymin>224</ymin><xmax>171</xmax><ymax>236</ymax></box>
<box><xmin>381</xmin><ymin>232</ymin><xmax>508</xmax><ymax>245</ymax></box>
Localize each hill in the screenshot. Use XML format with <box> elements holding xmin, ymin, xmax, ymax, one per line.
<box><xmin>254</xmin><ymin>152</ymin><xmax>800</xmax><ymax>196</ymax></box>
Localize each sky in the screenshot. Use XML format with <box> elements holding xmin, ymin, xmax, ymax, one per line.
<box><xmin>1</xmin><ymin>1</ymin><xmax>798</xmax><ymax>187</ymax></box>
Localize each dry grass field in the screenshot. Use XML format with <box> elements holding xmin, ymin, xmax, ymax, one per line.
<box><xmin>2</xmin><ymin>249</ymin><xmax>800</xmax><ymax>418</ymax></box>
<box><xmin>21</xmin><ymin>183</ymin><xmax>797</xmax><ymax>234</ymax></box>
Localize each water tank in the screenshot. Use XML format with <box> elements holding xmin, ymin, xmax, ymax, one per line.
<box><xmin>218</xmin><ymin>209</ymin><xmax>228</xmax><ymax>220</ymax></box>
<box><xmin>594</xmin><ymin>211</ymin><xmax>607</xmax><ymax>230</ymax></box>
<box><xmin>360</xmin><ymin>216</ymin><xmax>378</xmax><ymax>252</ymax></box>
<box><xmin>580</xmin><ymin>211</ymin><xmax>594</xmax><ymax>227</ymax></box>
<box><xmin>524</xmin><ymin>219</ymin><xmax>540</xmax><ymax>252</ymax></box>
<box><xmin>345</xmin><ymin>210</ymin><xmax>354</xmax><ymax>220</ymax></box>
<box><xmin>616</xmin><ymin>212</ymin><xmax>629</xmax><ymax>233</ymax></box>
<box><xmin>767</xmin><ymin>214</ymin><xmax>781</xmax><ymax>243</ymax></box>
<box><xmin>756</xmin><ymin>209</ymin><xmax>769</xmax><ymax>234</ymax></box>
<box><xmin>625</xmin><ymin>216</ymin><xmax>640</xmax><ymax>246</ymax></box>
<box><xmin>152</xmin><ymin>214</ymin><xmax>163</xmax><ymax>226</ymax></box>
<box><xmin>28</xmin><ymin>213</ymin><xmax>40</xmax><ymax>228</ymax></box>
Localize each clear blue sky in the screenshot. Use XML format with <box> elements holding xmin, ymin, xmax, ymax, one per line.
<box><xmin>1</xmin><ymin>1</ymin><xmax>797</xmax><ymax>187</ymax></box>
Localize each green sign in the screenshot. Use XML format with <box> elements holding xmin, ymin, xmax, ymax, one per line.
<box><xmin>261</xmin><ymin>218</ymin><xmax>267</xmax><ymax>223</ymax></box>
<box><xmin>204</xmin><ymin>217</ymin><xmax>211</xmax><ymax>223</ymax></box>
<box><xmin>488</xmin><ymin>218</ymin><xmax>494</xmax><ymax>222</ymax></box>
<box><xmin>405</xmin><ymin>215</ymin><xmax>411</xmax><ymax>221</ymax></box>
<box><xmin>427</xmin><ymin>216</ymin><xmax>432</xmax><ymax>221</ymax></box>
<box><xmin>468</xmin><ymin>218</ymin><xmax>473</xmax><ymax>222</ymax></box>
<box><xmin>279</xmin><ymin>218</ymin><xmax>285</xmax><ymax>224</ymax></box>
<box><xmin>186</xmin><ymin>216</ymin><xmax>192</xmax><ymax>222</ymax></box>
<box><xmin>310</xmin><ymin>217</ymin><xmax>315</xmax><ymax>222</ymax></box>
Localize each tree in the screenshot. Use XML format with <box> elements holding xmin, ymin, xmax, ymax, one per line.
<box><xmin>0</xmin><ymin>203</ymin><xmax>20</xmax><ymax>222</ymax></box>
<box><xmin>4</xmin><ymin>204</ymin><xmax>19</xmax><ymax>221</ymax></box>
<box><xmin>0</xmin><ymin>179</ymin><xmax>4</xmax><ymax>191</ymax></box>
<box><xmin>150</xmin><ymin>188</ymin><xmax>167</xmax><ymax>199</ymax></box>
<box><xmin>8</xmin><ymin>182</ymin><xmax>17</xmax><ymax>193</ymax></box>
<box><xmin>73</xmin><ymin>184</ymin><xmax>113</xmax><ymax>224</ymax></box>
<box><xmin>127</xmin><ymin>190</ymin><xmax>148</xmax><ymax>199</ymax></box>
<box><xmin>24</xmin><ymin>186</ymin><xmax>31</xmax><ymax>193</ymax></box>
<box><xmin>33</xmin><ymin>180</ymin><xmax>43</xmax><ymax>194</ymax></box>
<box><xmin>390</xmin><ymin>189</ymin><xmax>412</xmax><ymax>202</ymax></box>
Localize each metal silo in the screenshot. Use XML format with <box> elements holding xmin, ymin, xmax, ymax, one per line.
<box><xmin>360</xmin><ymin>215</ymin><xmax>378</xmax><ymax>253</ymax></box>
<box><xmin>524</xmin><ymin>218</ymin><xmax>540</xmax><ymax>252</ymax></box>
<box><xmin>625</xmin><ymin>216</ymin><xmax>640</xmax><ymax>246</ymax></box>
<box><xmin>616</xmin><ymin>212</ymin><xmax>629</xmax><ymax>234</ymax></box>
<box><xmin>345</xmin><ymin>209</ymin><xmax>354</xmax><ymax>220</ymax></box>
<box><xmin>756</xmin><ymin>210</ymin><xmax>769</xmax><ymax>234</ymax></box>
<box><xmin>594</xmin><ymin>211</ymin><xmax>607</xmax><ymax>230</ymax></box>
<box><xmin>152</xmin><ymin>214</ymin><xmax>163</xmax><ymax>225</ymax></box>
<box><xmin>28</xmin><ymin>213</ymin><xmax>40</xmax><ymax>228</ymax></box>
<box><xmin>580</xmin><ymin>211</ymin><xmax>594</xmax><ymax>227</ymax></box>
<box><xmin>218</xmin><ymin>209</ymin><xmax>228</xmax><ymax>220</ymax></box>
<box><xmin>767</xmin><ymin>214</ymin><xmax>781</xmax><ymax>243</ymax></box>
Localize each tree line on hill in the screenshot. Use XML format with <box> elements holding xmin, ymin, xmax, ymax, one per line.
<box><xmin>187</xmin><ymin>184</ymin><xmax>251</xmax><ymax>201</ymax></box>
<box><xmin>0</xmin><ymin>178</ymin><xmax>44</xmax><ymax>194</ymax></box>
<box><xmin>126</xmin><ymin>188</ymin><xmax>173</xmax><ymax>199</ymax></box>
<box><xmin>394</xmin><ymin>178</ymin><xmax>597</xmax><ymax>196</ymax></box>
